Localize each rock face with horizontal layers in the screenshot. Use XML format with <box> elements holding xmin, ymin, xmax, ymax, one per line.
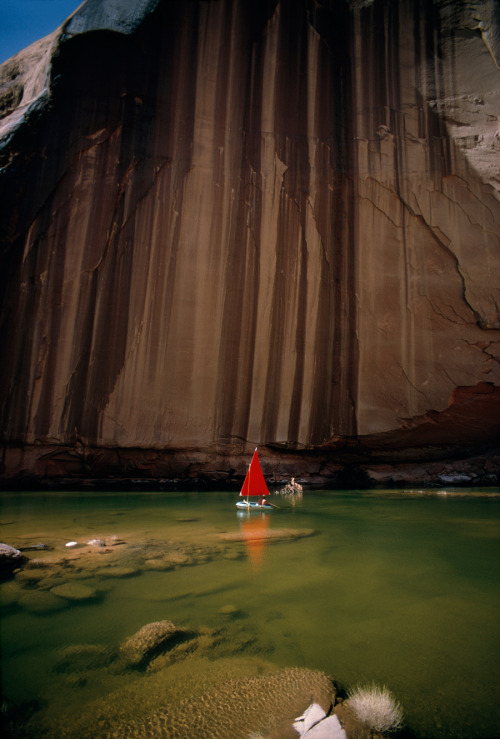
<box><xmin>0</xmin><ymin>0</ymin><xmax>499</xmax><ymax>485</ymax></box>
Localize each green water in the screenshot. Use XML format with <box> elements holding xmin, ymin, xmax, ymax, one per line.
<box><xmin>1</xmin><ymin>488</ymin><xmax>499</xmax><ymax>738</ymax></box>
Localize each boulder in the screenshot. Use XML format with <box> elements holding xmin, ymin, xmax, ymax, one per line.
<box><xmin>294</xmin><ymin>704</ymin><xmax>347</xmax><ymax>738</ymax></box>
<box><xmin>120</xmin><ymin>620</ymin><xmax>192</xmax><ymax>668</ymax></box>
<box><xmin>0</xmin><ymin>543</ymin><xmax>25</xmax><ymax>578</ymax></box>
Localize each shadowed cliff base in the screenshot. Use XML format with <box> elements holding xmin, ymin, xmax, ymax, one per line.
<box><xmin>1</xmin><ymin>0</ymin><xmax>499</xmax><ymax>478</ymax></box>
<box><xmin>1</xmin><ymin>383</ymin><xmax>499</xmax><ymax>489</ymax></box>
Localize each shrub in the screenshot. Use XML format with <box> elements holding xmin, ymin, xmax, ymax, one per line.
<box><xmin>347</xmin><ymin>683</ymin><xmax>404</xmax><ymax>733</ymax></box>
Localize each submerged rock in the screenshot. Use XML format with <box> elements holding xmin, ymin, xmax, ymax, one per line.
<box><xmin>222</xmin><ymin>550</ymin><xmax>244</xmax><ymax>561</ymax></box>
<box><xmin>24</xmin><ymin>557</ymin><xmax>59</xmax><ymax>570</ymax></box>
<box><xmin>94</xmin><ymin>565</ymin><xmax>140</xmax><ymax>578</ymax></box>
<box><xmin>53</xmin><ymin>643</ymin><xmax>116</xmax><ymax>673</ymax></box>
<box><xmin>120</xmin><ymin>620</ymin><xmax>193</xmax><ymax>668</ymax></box>
<box><xmin>218</xmin><ymin>604</ymin><xmax>242</xmax><ymax>619</ymax></box>
<box><xmin>18</xmin><ymin>590</ymin><xmax>67</xmax><ymax>614</ymax></box>
<box><xmin>15</xmin><ymin>567</ymin><xmax>50</xmax><ymax>586</ymax></box>
<box><xmin>50</xmin><ymin>582</ymin><xmax>98</xmax><ymax>601</ymax></box>
<box><xmin>215</xmin><ymin>528</ymin><xmax>316</xmax><ymax>543</ymax></box>
<box><xmin>143</xmin><ymin>557</ymin><xmax>175</xmax><ymax>571</ymax></box>
<box><xmin>103</xmin><ymin>667</ymin><xmax>336</xmax><ymax>738</ymax></box>
<box><xmin>167</xmin><ymin>552</ymin><xmax>193</xmax><ymax>566</ymax></box>
<box><xmin>0</xmin><ymin>579</ymin><xmax>23</xmax><ymax>607</ymax></box>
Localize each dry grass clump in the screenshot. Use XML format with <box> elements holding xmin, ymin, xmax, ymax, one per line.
<box><xmin>347</xmin><ymin>684</ymin><xmax>403</xmax><ymax>733</ymax></box>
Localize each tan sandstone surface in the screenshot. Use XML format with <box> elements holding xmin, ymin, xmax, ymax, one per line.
<box><xmin>0</xmin><ymin>0</ymin><xmax>499</xmax><ymax>486</ymax></box>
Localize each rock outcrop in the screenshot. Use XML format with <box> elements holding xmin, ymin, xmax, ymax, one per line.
<box><xmin>0</xmin><ymin>0</ymin><xmax>499</xmax><ymax>485</ymax></box>
<box><xmin>120</xmin><ymin>620</ymin><xmax>193</xmax><ymax>668</ymax></box>
<box><xmin>0</xmin><ymin>543</ymin><xmax>25</xmax><ymax>578</ymax></box>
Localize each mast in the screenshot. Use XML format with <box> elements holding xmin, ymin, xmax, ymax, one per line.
<box><xmin>245</xmin><ymin>447</ymin><xmax>255</xmax><ymax>505</ymax></box>
<box><xmin>246</xmin><ymin>448</ymin><xmax>253</xmax><ymax>504</ymax></box>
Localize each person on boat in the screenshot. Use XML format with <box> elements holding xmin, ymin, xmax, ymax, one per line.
<box><xmin>259</xmin><ymin>497</ymin><xmax>268</xmax><ymax>506</ymax></box>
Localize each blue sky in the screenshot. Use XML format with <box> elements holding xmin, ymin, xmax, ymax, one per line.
<box><xmin>0</xmin><ymin>0</ymin><xmax>83</xmax><ymax>64</ymax></box>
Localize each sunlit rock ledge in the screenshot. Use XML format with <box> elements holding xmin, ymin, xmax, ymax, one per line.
<box><xmin>0</xmin><ymin>0</ymin><xmax>499</xmax><ymax>487</ymax></box>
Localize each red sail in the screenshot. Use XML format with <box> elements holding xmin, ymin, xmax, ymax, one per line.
<box><xmin>240</xmin><ymin>449</ymin><xmax>270</xmax><ymax>497</ymax></box>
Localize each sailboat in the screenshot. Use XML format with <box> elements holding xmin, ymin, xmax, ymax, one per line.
<box><xmin>236</xmin><ymin>448</ymin><xmax>274</xmax><ymax>510</ymax></box>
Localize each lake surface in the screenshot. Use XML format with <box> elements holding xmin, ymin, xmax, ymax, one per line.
<box><xmin>1</xmin><ymin>488</ymin><xmax>499</xmax><ymax>738</ymax></box>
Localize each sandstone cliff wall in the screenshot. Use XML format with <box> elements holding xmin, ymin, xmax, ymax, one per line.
<box><xmin>0</xmin><ymin>0</ymin><xmax>499</xmax><ymax>485</ymax></box>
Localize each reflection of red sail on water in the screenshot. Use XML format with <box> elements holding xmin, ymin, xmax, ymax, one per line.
<box><xmin>240</xmin><ymin>513</ymin><xmax>270</xmax><ymax>569</ymax></box>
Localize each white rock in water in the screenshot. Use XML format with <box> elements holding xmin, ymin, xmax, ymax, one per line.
<box><xmin>294</xmin><ymin>703</ymin><xmax>327</xmax><ymax>735</ymax></box>
<box><xmin>0</xmin><ymin>542</ymin><xmax>25</xmax><ymax>570</ymax></box>
<box><xmin>65</xmin><ymin>541</ymin><xmax>78</xmax><ymax>547</ymax></box>
<box><xmin>294</xmin><ymin>704</ymin><xmax>346</xmax><ymax>738</ymax></box>
<box><xmin>303</xmin><ymin>715</ymin><xmax>346</xmax><ymax>738</ymax></box>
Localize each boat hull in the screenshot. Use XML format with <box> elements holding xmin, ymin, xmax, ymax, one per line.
<box><xmin>236</xmin><ymin>501</ymin><xmax>273</xmax><ymax>510</ymax></box>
